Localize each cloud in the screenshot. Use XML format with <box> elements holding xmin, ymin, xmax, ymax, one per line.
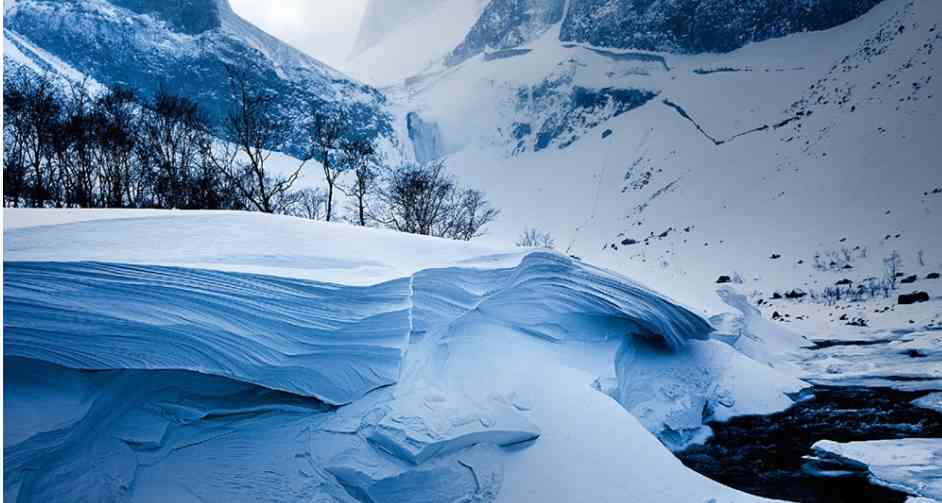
<box><xmin>229</xmin><ymin>0</ymin><xmax>368</xmax><ymax>70</ymax></box>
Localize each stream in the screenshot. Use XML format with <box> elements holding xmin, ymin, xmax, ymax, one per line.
<box><xmin>676</xmin><ymin>386</ymin><xmax>942</xmax><ymax>502</ymax></box>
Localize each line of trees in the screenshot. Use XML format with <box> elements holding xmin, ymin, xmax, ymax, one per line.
<box><xmin>3</xmin><ymin>68</ymin><xmax>499</xmax><ymax>240</ymax></box>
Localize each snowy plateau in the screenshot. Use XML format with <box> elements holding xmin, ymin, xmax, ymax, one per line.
<box><xmin>4</xmin><ymin>0</ymin><xmax>942</xmax><ymax>502</ymax></box>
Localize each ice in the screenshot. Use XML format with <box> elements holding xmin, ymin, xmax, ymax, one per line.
<box><xmin>812</xmin><ymin>439</ymin><xmax>942</xmax><ymax>500</ymax></box>
<box><xmin>914</xmin><ymin>393</ymin><xmax>942</xmax><ymax>415</ymax></box>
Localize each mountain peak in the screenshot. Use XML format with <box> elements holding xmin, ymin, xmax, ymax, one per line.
<box><xmin>109</xmin><ymin>0</ymin><xmax>230</xmax><ymax>34</ymax></box>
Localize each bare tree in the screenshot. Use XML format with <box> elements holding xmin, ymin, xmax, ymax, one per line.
<box><xmin>221</xmin><ymin>67</ymin><xmax>303</xmax><ymax>213</ymax></box>
<box><xmin>10</xmin><ymin>72</ymin><xmax>63</xmax><ymax>207</ymax></box>
<box><xmin>282</xmin><ymin>187</ymin><xmax>328</xmax><ymax>220</ymax></box>
<box><xmin>339</xmin><ymin>138</ymin><xmax>377</xmax><ymax>226</ymax></box>
<box><xmin>884</xmin><ymin>250</ymin><xmax>902</xmax><ymax>291</ymax></box>
<box><xmin>4</xmin><ymin>70</ymin><xmax>34</xmax><ymax>206</ymax></box>
<box><xmin>516</xmin><ymin>227</ymin><xmax>556</xmax><ymax>249</ymax></box>
<box><xmin>93</xmin><ymin>86</ymin><xmax>139</xmax><ymax>207</ymax></box>
<box><xmin>138</xmin><ymin>86</ymin><xmax>209</xmax><ymax>208</ymax></box>
<box><xmin>53</xmin><ymin>80</ymin><xmax>102</xmax><ymax>208</ymax></box>
<box><xmin>450</xmin><ymin>188</ymin><xmax>499</xmax><ymax>241</ymax></box>
<box><xmin>307</xmin><ymin>109</ymin><xmax>346</xmax><ymax>221</ymax></box>
<box><xmin>375</xmin><ymin>160</ymin><xmax>499</xmax><ymax>240</ymax></box>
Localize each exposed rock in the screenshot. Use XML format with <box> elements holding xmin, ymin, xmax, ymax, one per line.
<box><xmin>559</xmin><ymin>0</ymin><xmax>884</xmax><ymax>54</ymax></box>
<box><xmin>899</xmin><ymin>292</ymin><xmax>931</xmax><ymax>305</ymax></box>
<box><xmin>447</xmin><ymin>0</ymin><xmax>565</xmax><ymax>66</ymax></box>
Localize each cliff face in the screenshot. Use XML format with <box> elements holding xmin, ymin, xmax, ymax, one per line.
<box><xmin>559</xmin><ymin>0</ymin><xmax>886</xmax><ymax>53</ymax></box>
<box><xmin>446</xmin><ymin>0</ymin><xmax>566</xmax><ymax>66</ymax></box>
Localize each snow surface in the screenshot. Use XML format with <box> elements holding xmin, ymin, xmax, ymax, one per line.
<box><xmin>812</xmin><ymin>439</ymin><xmax>942</xmax><ymax>500</ymax></box>
<box><xmin>4</xmin><ymin>209</ymin><xmax>792</xmax><ymax>502</ymax></box>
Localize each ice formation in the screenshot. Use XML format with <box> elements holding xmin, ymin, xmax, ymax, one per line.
<box><xmin>811</xmin><ymin>439</ymin><xmax>942</xmax><ymax>500</ymax></box>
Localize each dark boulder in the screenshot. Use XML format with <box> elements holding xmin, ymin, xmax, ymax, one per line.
<box><xmin>898</xmin><ymin>292</ymin><xmax>930</xmax><ymax>305</ymax></box>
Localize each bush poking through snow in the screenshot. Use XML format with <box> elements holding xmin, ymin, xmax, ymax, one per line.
<box><xmin>516</xmin><ymin>227</ymin><xmax>556</xmax><ymax>249</ymax></box>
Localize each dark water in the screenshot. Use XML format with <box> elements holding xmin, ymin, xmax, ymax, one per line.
<box><xmin>677</xmin><ymin>387</ymin><xmax>942</xmax><ymax>503</ymax></box>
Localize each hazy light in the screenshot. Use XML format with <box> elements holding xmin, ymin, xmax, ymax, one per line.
<box><xmin>229</xmin><ymin>0</ymin><xmax>368</xmax><ymax>71</ymax></box>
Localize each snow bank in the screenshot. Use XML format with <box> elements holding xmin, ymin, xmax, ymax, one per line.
<box><xmin>614</xmin><ymin>336</ymin><xmax>809</xmax><ymax>451</ymax></box>
<box><xmin>5</xmin><ymin>261</ymin><xmax>413</xmax><ymax>405</ymax></box>
<box><xmin>811</xmin><ymin>439</ymin><xmax>942</xmax><ymax>500</ymax></box>
<box><xmin>4</xmin><ymin>209</ymin><xmax>782</xmax><ymax>502</ymax></box>
<box><xmin>914</xmin><ymin>393</ymin><xmax>942</xmax><ymax>415</ymax></box>
<box><xmin>5</xmin><ymin>212</ymin><xmax>715</xmax><ymax>404</ymax></box>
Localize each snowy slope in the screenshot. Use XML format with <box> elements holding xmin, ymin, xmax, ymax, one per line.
<box><xmin>388</xmin><ymin>0</ymin><xmax>942</xmax><ymax>326</ymax></box>
<box><xmin>4</xmin><ymin>209</ymin><xmax>800</xmax><ymax>502</ymax></box>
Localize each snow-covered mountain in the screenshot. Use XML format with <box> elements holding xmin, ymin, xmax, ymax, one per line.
<box><xmin>3</xmin><ymin>0</ymin><xmax>395</xmax><ymax>158</ymax></box>
<box><xmin>368</xmin><ymin>0</ymin><xmax>942</xmax><ymax>325</ymax></box>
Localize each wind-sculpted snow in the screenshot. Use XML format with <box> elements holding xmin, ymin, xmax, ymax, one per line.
<box><xmin>412</xmin><ymin>251</ymin><xmax>714</xmax><ymax>349</ymax></box>
<box><xmin>4</xmin><ymin>261</ymin><xmax>413</xmax><ymax>405</ymax></box>
<box><xmin>4</xmin><ymin>210</ymin><xmax>779</xmax><ymax>502</ymax></box>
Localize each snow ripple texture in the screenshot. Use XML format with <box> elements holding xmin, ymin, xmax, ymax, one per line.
<box><xmin>4</xmin><ymin>212</ymin><xmax>713</xmax><ymax>407</ymax></box>
<box><xmin>4</xmin><ymin>261</ymin><xmax>413</xmax><ymax>405</ymax></box>
<box><xmin>3</xmin><ymin>210</ymin><xmax>762</xmax><ymax>503</ymax></box>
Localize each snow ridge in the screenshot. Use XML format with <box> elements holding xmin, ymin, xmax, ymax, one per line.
<box><xmin>4</xmin><ymin>211</ymin><xmax>713</xmax><ymax>404</ymax></box>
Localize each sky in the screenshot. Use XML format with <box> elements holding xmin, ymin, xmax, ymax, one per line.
<box><xmin>229</xmin><ymin>1</ymin><xmax>368</xmax><ymax>71</ymax></box>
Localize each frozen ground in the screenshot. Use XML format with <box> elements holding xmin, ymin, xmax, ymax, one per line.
<box><xmin>4</xmin><ymin>209</ymin><xmax>800</xmax><ymax>502</ymax></box>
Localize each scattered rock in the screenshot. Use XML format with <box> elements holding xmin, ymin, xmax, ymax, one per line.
<box><xmin>898</xmin><ymin>291</ymin><xmax>930</xmax><ymax>305</ymax></box>
<box><xmin>845</xmin><ymin>318</ymin><xmax>868</xmax><ymax>327</ymax></box>
<box><xmin>716</xmin><ymin>275</ymin><xmax>732</xmax><ymax>284</ymax></box>
<box><xmin>770</xmin><ymin>254</ymin><xmax>782</xmax><ymax>260</ymax></box>
<box><xmin>620</xmin><ymin>238</ymin><xmax>638</xmax><ymax>246</ymax></box>
<box><xmin>601</xmin><ymin>129</ymin><xmax>613</xmax><ymax>139</ymax></box>
<box><xmin>835</xmin><ymin>279</ymin><xmax>853</xmax><ymax>286</ymax></box>
<box><xmin>772</xmin><ymin>292</ymin><xmax>783</xmax><ymax>300</ymax></box>
<box><xmin>784</xmin><ymin>290</ymin><xmax>807</xmax><ymax>300</ymax></box>
<box><xmin>927</xmin><ymin>272</ymin><xmax>940</xmax><ymax>280</ymax></box>
<box><xmin>900</xmin><ymin>274</ymin><xmax>918</xmax><ymax>284</ymax></box>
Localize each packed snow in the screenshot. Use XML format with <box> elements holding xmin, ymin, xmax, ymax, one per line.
<box><xmin>4</xmin><ymin>209</ymin><xmax>797</xmax><ymax>502</ymax></box>
<box><xmin>811</xmin><ymin>439</ymin><xmax>942</xmax><ymax>500</ymax></box>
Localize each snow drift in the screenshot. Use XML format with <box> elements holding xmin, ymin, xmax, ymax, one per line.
<box><xmin>4</xmin><ymin>210</ymin><xmax>792</xmax><ymax>502</ymax></box>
